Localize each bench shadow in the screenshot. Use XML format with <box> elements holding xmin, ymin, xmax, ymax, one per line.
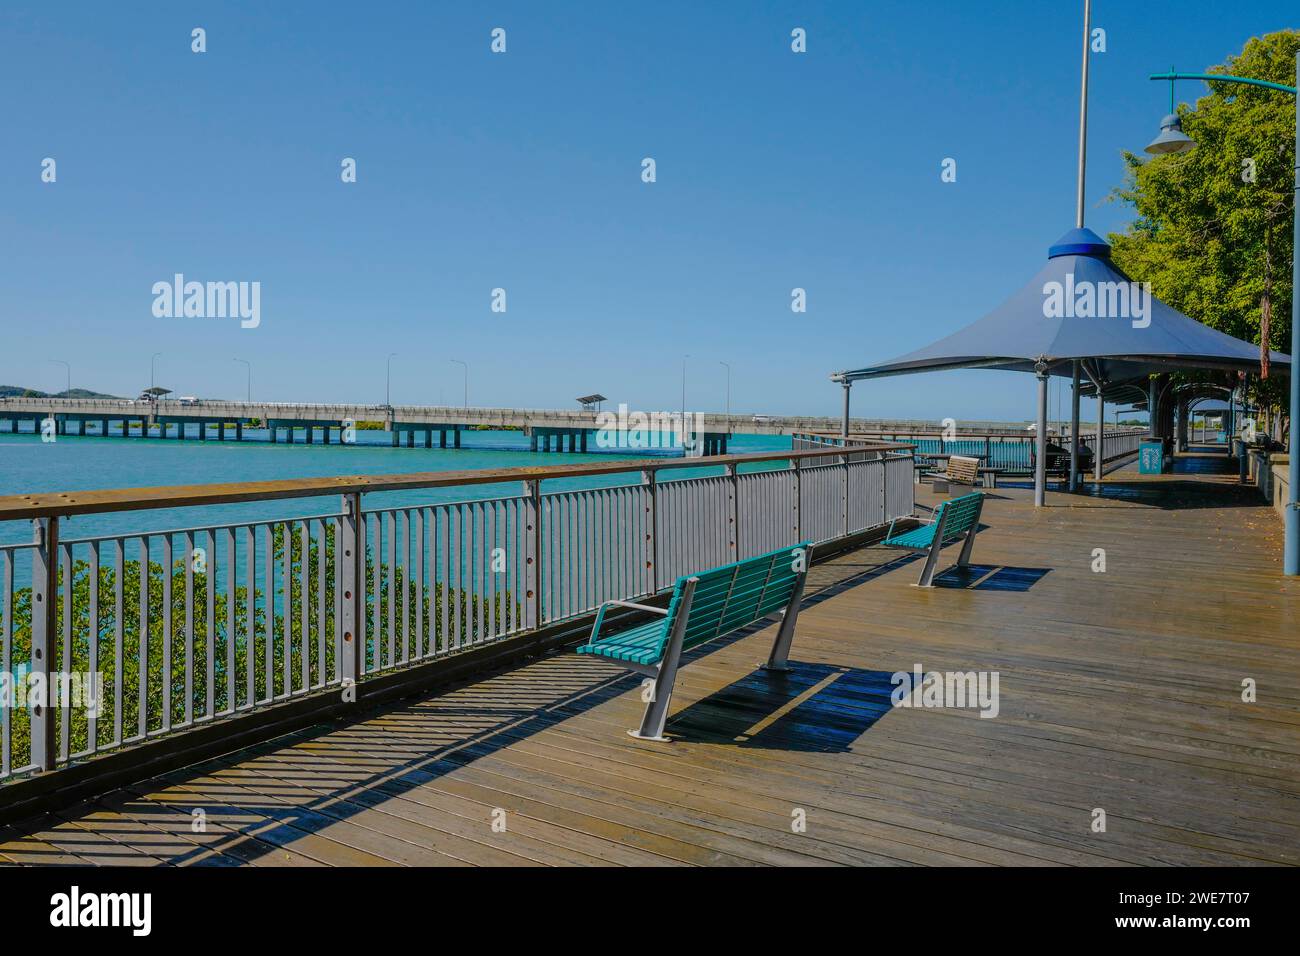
<box><xmin>665</xmin><ymin>663</ymin><xmax>896</xmax><ymax>753</ymax></box>
<box><xmin>930</xmin><ymin>564</ymin><xmax>1051</xmax><ymax>591</ymax></box>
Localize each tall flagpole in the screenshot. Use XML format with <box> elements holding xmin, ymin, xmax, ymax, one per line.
<box><xmin>1076</xmin><ymin>0</ymin><xmax>1092</xmax><ymax>228</ymax></box>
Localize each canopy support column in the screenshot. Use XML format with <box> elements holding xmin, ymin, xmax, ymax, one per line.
<box><xmin>1148</xmin><ymin>378</ymin><xmax>1158</xmax><ymax>438</ymax></box>
<box><xmin>1094</xmin><ymin>388</ymin><xmax>1104</xmax><ymax>483</ymax></box>
<box><xmin>1069</xmin><ymin>360</ymin><xmax>1081</xmax><ymax>491</ymax></box>
<box><xmin>840</xmin><ymin>380</ymin><xmax>851</xmax><ymax>440</ymax></box>
<box><xmin>1034</xmin><ymin>363</ymin><xmax>1048</xmax><ymax>506</ymax></box>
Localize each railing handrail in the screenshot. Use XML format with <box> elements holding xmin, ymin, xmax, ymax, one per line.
<box><xmin>0</xmin><ymin>443</ymin><xmax>913</xmax><ymax>521</ymax></box>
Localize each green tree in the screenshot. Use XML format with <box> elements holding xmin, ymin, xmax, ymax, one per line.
<box><xmin>2</xmin><ymin>523</ymin><xmax>517</xmax><ymax>772</ymax></box>
<box><xmin>1108</xmin><ymin>30</ymin><xmax>1298</xmax><ymax>433</ymax></box>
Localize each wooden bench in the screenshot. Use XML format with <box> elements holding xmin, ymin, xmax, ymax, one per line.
<box><xmin>576</xmin><ymin>542</ymin><xmax>813</xmax><ymax>741</ymax></box>
<box><xmin>883</xmin><ymin>492</ymin><xmax>985</xmax><ymax>587</ymax></box>
<box><xmin>928</xmin><ymin>454</ymin><xmax>980</xmax><ymax>493</ymax></box>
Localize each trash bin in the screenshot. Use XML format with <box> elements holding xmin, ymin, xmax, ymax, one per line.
<box><xmin>1139</xmin><ymin>440</ymin><xmax>1165</xmax><ymax>474</ymax></box>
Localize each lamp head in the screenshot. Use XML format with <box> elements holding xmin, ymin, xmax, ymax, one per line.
<box><xmin>1145</xmin><ymin>113</ymin><xmax>1196</xmax><ymax>155</ymax></box>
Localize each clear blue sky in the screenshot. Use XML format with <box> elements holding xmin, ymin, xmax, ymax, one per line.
<box><xmin>1</xmin><ymin>1</ymin><xmax>1292</xmax><ymax>421</ymax></box>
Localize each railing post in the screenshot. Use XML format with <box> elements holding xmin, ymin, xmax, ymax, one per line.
<box><xmin>524</xmin><ymin>479</ymin><xmax>541</xmax><ymax>629</ymax></box>
<box><xmin>642</xmin><ymin>469</ymin><xmax>658</xmax><ymax>593</ymax></box>
<box><xmin>30</xmin><ymin>516</ymin><xmax>58</xmax><ymax>771</ymax></box>
<box><xmin>725</xmin><ymin>462</ymin><xmax>739</xmax><ymax>557</ymax></box>
<box><xmin>338</xmin><ymin>493</ymin><xmax>363</xmax><ymax>689</ymax></box>
<box><xmin>880</xmin><ymin>451</ymin><xmax>888</xmax><ymax>518</ymax></box>
<box><xmin>791</xmin><ymin>457</ymin><xmax>802</xmax><ymax>543</ymax></box>
<box><xmin>841</xmin><ymin>450</ymin><xmax>850</xmax><ymax>538</ymax></box>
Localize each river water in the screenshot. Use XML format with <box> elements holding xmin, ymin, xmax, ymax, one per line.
<box><xmin>0</xmin><ymin>427</ymin><xmax>792</xmax><ymax>544</ymax></box>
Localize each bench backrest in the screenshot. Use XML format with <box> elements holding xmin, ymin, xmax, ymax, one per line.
<box><xmin>946</xmin><ymin>455</ymin><xmax>980</xmax><ymax>485</ymax></box>
<box><xmin>655</xmin><ymin>542</ymin><xmax>812</xmax><ymax>660</ymax></box>
<box><xmin>935</xmin><ymin>492</ymin><xmax>983</xmax><ymax>546</ymax></box>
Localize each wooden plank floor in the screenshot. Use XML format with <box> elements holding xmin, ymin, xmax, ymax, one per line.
<box><xmin>3</xmin><ymin>454</ymin><xmax>1298</xmax><ymax>866</ymax></box>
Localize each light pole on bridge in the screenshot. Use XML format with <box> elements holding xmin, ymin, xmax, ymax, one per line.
<box><xmin>233</xmin><ymin>358</ymin><xmax>252</xmax><ymax>402</ymax></box>
<box><xmin>451</xmin><ymin>359</ymin><xmax>468</xmax><ymax>408</ymax></box>
<box><xmin>385</xmin><ymin>352</ymin><xmax>398</xmax><ymax>407</ymax></box>
<box><xmin>719</xmin><ymin>361</ymin><xmax>732</xmax><ymax>421</ymax></box>
<box><xmin>49</xmin><ymin>359</ymin><xmax>70</xmax><ymax>396</ymax></box>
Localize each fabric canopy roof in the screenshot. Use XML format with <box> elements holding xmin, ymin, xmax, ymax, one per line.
<box><xmin>836</xmin><ymin>228</ymin><xmax>1288</xmax><ymax>386</ymax></box>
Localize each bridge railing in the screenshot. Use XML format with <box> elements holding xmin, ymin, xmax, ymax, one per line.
<box><xmin>0</xmin><ymin>443</ymin><xmax>913</xmax><ymax>788</ymax></box>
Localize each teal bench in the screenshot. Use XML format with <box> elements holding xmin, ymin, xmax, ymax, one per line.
<box><xmin>883</xmin><ymin>492</ymin><xmax>985</xmax><ymax>587</ymax></box>
<box><xmin>576</xmin><ymin>542</ymin><xmax>814</xmax><ymax>741</ymax></box>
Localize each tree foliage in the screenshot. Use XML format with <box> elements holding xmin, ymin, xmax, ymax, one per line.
<box><xmin>1</xmin><ymin>524</ymin><xmax>517</xmax><ymax>771</ymax></box>
<box><xmin>1108</xmin><ymin>30</ymin><xmax>1298</xmax><ymax>424</ymax></box>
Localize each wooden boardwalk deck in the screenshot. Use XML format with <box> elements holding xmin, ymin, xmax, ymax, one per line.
<box><xmin>4</xmin><ymin>456</ymin><xmax>1298</xmax><ymax>866</ymax></box>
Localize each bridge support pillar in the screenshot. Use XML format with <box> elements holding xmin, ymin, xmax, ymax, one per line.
<box><xmin>424</xmin><ymin>429</ymin><xmax>432</xmax><ymax>448</ymax></box>
<box><xmin>406</xmin><ymin>430</ymin><xmax>414</xmax><ymax>447</ymax></box>
<box><xmin>199</xmin><ymin>422</ymin><xmax>207</xmax><ymax>441</ymax></box>
<box><xmin>305</xmin><ymin>426</ymin><xmax>314</xmax><ymax>445</ymax></box>
<box><xmin>322</xmin><ymin>426</ymin><xmax>330</xmax><ymax>445</ymax></box>
<box><xmin>286</xmin><ymin>427</ymin><xmax>294</xmax><ymax>444</ymax></box>
<box><xmin>391</xmin><ymin>430</ymin><xmax>398</xmax><ymax>447</ymax></box>
<box><xmin>236</xmin><ymin>422</ymin><xmax>243</xmax><ymax>441</ymax></box>
<box><xmin>270</xmin><ymin>426</ymin><xmax>277</xmax><ymax>443</ymax></box>
<box><xmin>441</xmin><ymin>429</ymin><xmax>448</xmax><ymax>448</ymax></box>
<box><xmin>454</xmin><ymin>428</ymin><xmax>461</xmax><ymax>449</ymax></box>
<box><xmin>529</xmin><ymin>432</ymin><xmax>537</xmax><ymax>452</ymax></box>
<box><xmin>580</xmin><ymin>431</ymin><xmax>588</xmax><ymax>453</ymax></box>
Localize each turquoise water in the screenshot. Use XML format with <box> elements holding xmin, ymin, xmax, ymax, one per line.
<box><xmin>0</xmin><ymin>429</ymin><xmax>792</xmax><ymax>544</ymax></box>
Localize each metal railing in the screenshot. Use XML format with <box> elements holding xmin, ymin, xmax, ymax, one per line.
<box><xmin>797</xmin><ymin>428</ymin><xmax>1146</xmax><ymax>472</ymax></box>
<box><xmin>0</xmin><ymin>444</ymin><xmax>914</xmax><ymax>784</ymax></box>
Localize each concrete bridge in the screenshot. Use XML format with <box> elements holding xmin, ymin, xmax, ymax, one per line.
<box><xmin>0</xmin><ymin>396</ymin><xmax>1044</xmax><ymax>455</ymax></box>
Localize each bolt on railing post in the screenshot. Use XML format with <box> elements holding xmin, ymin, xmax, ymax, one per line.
<box><xmin>30</xmin><ymin>516</ymin><xmax>59</xmax><ymax>772</ymax></box>
<box><xmin>524</xmin><ymin>479</ymin><xmax>541</xmax><ymax>628</ymax></box>
<box><xmin>642</xmin><ymin>470</ymin><xmax>658</xmax><ymax>593</ymax></box>
<box><xmin>337</xmin><ymin>493</ymin><xmax>364</xmax><ymax>689</ymax></box>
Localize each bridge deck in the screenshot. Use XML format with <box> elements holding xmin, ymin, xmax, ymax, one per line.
<box><xmin>3</xmin><ymin>458</ymin><xmax>1298</xmax><ymax>866</ymax></box>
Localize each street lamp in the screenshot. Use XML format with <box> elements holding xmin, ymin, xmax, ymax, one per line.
<box><xmin>385</xmin><ymin>352</ymin><xmax>398</xmax><ymax>407</ymax></box>
<box><xmin>233</xmin><ymin>358</ymin><xmax>252</xmax><ymax>402</ymax></box>
<box><xmin>450</xmin><ymin>359</ymin><xmax>468</xmax><ymax>408</ymax></box>
<box><xmin>719</xmin><ymin>361</ymin><xmax>732</xmax><ymax>420</ymax></box>
<box><xmin>1143</xmin><ymin>63</ymin><xmax>1299</xmax><ymax>573</ymax></box>
<box><xmin>48</xmin><ymin>359</ymin><xmax>70</xmax><ymax>396</ymax></box>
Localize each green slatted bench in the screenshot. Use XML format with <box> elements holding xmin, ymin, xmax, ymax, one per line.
<box><xmin>576</xmin><ymin>542</ymin><xmax>814</xmax><ymax>741</ymax></box>
<box><xmin>883</xmin><ymin>491</ymin><xmax>985</xmax><ymax>587</ymax></box>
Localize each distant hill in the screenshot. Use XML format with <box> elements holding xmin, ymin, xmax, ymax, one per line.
<box><xmin>0</xmin><ymin>385</ymin><xmax>123</xmax><ymax>399</ymax></box>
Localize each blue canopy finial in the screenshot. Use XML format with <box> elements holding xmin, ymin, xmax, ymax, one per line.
<box><xmin>1049</xmin><ymin>227</ymin><xmax>1111</xmax><ymax>259</ymax></box>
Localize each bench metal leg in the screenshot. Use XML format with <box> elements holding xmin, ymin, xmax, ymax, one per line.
<box><xmin>629</xmin><ymin>578</ymin><xmax>695</xmax><ymax>741</ymax></box>
<box><xmin>914</xmin><ymin>506</ymin><xmax>951</xmax><ymax>587</ymax></box>
<box><xmin>763</xmin><ymin>552</ymin><xmax>812</xmax><ymax>672</ymax></box>
<box><xmin>956</xmin><ymin>497</ymin><xmax>984</xmax><ymax>568</ymax></box>
<box><xmin>916</xmin><ymin>539</ymin><xmax>943</xmax><ymax>587</ymax></box>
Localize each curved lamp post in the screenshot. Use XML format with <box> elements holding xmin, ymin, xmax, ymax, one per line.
<box><xmin>1144</xmin><ymin>65</ymin><xmax>1298</xmax><ymax>573</ymax></box>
